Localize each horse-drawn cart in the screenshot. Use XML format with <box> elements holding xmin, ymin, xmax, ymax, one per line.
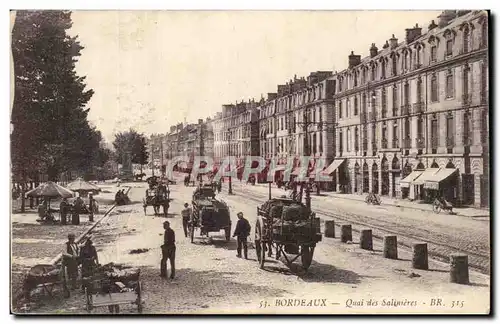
<box><xmin>82</xmin><ymin>263</ymin><xmax>143</xmax><ymax>314</ymax></box>
<box><xmin>23</xmin><ymin>264</ymin><xmax>69</xmax><ymax>302</ymax></box>
<box><xmin>143</xmin><ymin>184</ymin><xmax>171</xmax><ymax>216</ymax></box>
<box><xmin>190</xmin><ymin>185</ymin><xmax>231</xmax><ymax>243</ymax></box>
<box><xmin>254</xmin><ymin>198</ymin><xmax>322</xmax><ymax>272</ymax></box>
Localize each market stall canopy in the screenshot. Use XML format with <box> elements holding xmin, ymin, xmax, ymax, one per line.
<box><xmin>26</xmin><ymin>181</ymin><xmax>74</xmax><ymax>199</ymax></box>
<box><xmin>412</xmin><ymin>168</ymin><xmax>440</xmax><ymax>186</ymax></box>
<box><xmin>400</xmin><ymin>171</ymin><xmax>423</xmax><ymax>188</ymax></box>
<box><xmin>66</xmin><ymin>178</ymin><xmax>101</xmax><ymax>192</ymax></box>
<box><xmin>321</xmin><ymin>159</ymin><xmax>346</xmax><ymax>176</ymax></box>
<box><xmin>423</xmin><ymin>168</ymin><xmax>458</xmax><ymax>190</ymax></box>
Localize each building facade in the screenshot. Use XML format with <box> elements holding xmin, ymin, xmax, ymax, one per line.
<box><xmin>332</xmin><ymin>10</ymin><xmax>488</xmax><ymax>207</ymax></box>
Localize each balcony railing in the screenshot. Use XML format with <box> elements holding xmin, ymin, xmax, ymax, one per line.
<box><xmin>413</xmin><ymin>102</ymin><xmax>424</xmax><ymax>114</ymax></box>
<box><xmin>392</xmin><ymin>138</ymin><xmax>400</xmax><ymax>149</ymax></box>
<box><xmin>381</xmin><ymin>138</ymin><xmax>388</xmax><ymax>149</ymax></box>
<box><xmin>416</xmin><ymin>136</ymin><xmax>425</xmax><ymax>149</ymax></box>
<box><xmin>401</xmin><ymin>104</ymin><xmax>411</xmax><ymax>115</ymax></box>
<box><xmin>431</xmin><ymin>137</ymin><xmax>438</xmax><ymax>149</ymax></box>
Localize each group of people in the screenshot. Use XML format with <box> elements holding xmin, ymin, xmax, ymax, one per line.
<box><xmin>115</xmin><ymin>189</ymin><xmax>130</xmax><ymax>205</ymax></box>
<box><xmin>159</xmin><ymin>203</ymin><xmax>252</xmax><ymax>280</ymax></box>
<box><xmin>36</xmin><ymin>193</ymin><xmax>97</xmax><ymax>225</ymax></box>
<box><xmin>62</xmin><ymin>233</ymin><xmax>99</xmax><ymax>290</ymax></box>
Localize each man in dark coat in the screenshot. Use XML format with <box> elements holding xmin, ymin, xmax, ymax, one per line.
<box><xmin>63</xmin><ymin>233</ymin><xmax>79</xmax><ymax>289</ymax></box>
<box><xmin>160</xmin><ymin>221</ymin><xmax>176</xmax><ymax>279</ymax></box>
<box><xmin>60</xmin><ymin>198</ymin><xmax>69</xmax><ymax>225</ymax></box>
<box><xmin>233</xmin><ymin>212</ymin><xmax>251</xmax><ymax>259</ymax></box>
<box><xmin>80</xmin><ymin>237</ymin><xmax>99</xmax><ymax>279</ymax></box>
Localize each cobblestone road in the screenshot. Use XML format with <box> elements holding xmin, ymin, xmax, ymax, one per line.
<box><xmin>223</xmin><ymin>182</ymin><xmax>490</xmax><ymax>273</ymax></box>
<box><xmin>24</xmin><ymin>179</ymin><xmax>490</xmax><ymax>314</ymax></box>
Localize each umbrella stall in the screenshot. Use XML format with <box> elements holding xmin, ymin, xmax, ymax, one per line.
<box><xmin>66</xmin><ymin>178</ymin><xmax>102</xmax><ymax>198</ymax></box>
<box><xmin>26</xmin><ymin>181</ymin><xmax>74</xmax><ymax>223</ymax></box>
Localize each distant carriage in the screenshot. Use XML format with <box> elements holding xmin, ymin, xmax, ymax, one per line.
<box><xmin>189</xmin><ymin>185</ymin><xmax>231</xmax><ymax>243</ymax></box>
<box><xmin>143</xmin><ymin>184</ymin><xmax>171</xmax><ymax>216</ymax></box>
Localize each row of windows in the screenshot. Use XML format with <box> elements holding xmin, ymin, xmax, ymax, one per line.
<box><xmin>337</xmin><ymin>61</ymin><xmax>487</xmax><ymax>120</ymax></box>
<box><xmin>335</xmin><ymin>18</ymin><xmax>487</xmax><ymax>93</ymax></box>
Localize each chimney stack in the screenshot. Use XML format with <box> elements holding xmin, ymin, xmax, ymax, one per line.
<box><xmin>370</xmin><ymin>43</ymin><xmax>378</xmax><ymax>58</ymax></box>
<box><xmin>428</xmin><ymin>20</ymin><xmax>438</xmax><ymax>31</ymax></box>
<box><xmin>389</xmin><ymin>34</ymin><xmax>398</xmax><ymax>49</ymax></box>
<box><xmin>405</xmin><ymin>23</ymin><xmax>423</xmax><ymax>44</ymax></box>
<box><xmin>438</xmin><ymin>10</ymin><xmax>457</xmax><ymax>28</ymax></box>
<box><xmin>348</xmin><ymin>51</ymin><xmax>362</xmax><ymax>69</ymax></box>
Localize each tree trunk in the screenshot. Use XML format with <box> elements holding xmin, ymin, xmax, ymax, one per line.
<box><xmin>20</xmin><ymin>172</ymin><xmax>26</xmax><ymax>213</ymax></box>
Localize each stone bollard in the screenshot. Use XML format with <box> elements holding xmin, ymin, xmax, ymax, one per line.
<box><xmin>359</xmin><ymin>229</ymin><xmax>373</xmax><ymax>250</ymax></box>
<box><xmin>324</xmin><ymin>220</ymin><xmax>335</xmax><ymax>238</ymax></box>
<box><xmin>412</xmin><ymin>243</ymin><xmax>429</xmax><ymax>270</ymax></box>
<box><xmin>450</xmin><ymin>254</ymin><xmax>469</xmax><ymax>284</ymax></box>
<box><xmin>340</xmin><ymin>225</ymin><xmax>352</xmax><ymax>243</ymax></box>
<box><xmin>383</xmin><ymin>235</ymin><xmax>398</xmax><ymax>259</ymax></box>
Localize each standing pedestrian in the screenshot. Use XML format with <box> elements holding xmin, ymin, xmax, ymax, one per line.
<box><xmin>60</xmin><ymin>198</ymin><xmax>69</xmax><ymax>225</ymax></box>
<box><xmin>181</xmin><ymin>203</ymin><xmax>192</xmax><ymax>238</ymax></box>
<box><xmin>80</xmin><ymin>237</ymin><xmax>99</xmax><ymax>280</ymax></box>
<box><xmin>72</xmin><ymin>195</ymin><xmax>83</xmax><ymax>225</ymax></box>
<box><xmin>63</xmin><ymin>233</ymin><xmax>80</xmax><ymax>290</ymax></box>
<box><xmin>160</xmin><ymin>221</ymin><xmax>176</xmax><ymax>279</ymax></box>
<box><xmin>233</xmin><ymin>212</ymin><xmax>251</xmax><ymax>259</ymax></box>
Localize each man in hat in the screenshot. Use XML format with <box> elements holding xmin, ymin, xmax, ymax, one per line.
<box><xmin>63</xmin><ymin>233</ymin><xmax>80</xmax><ymax>289</ymax></box>
<box><xmin>233</xmin><ymin>212</ymin><xmax>251</xmax><ymax>259</ymax></box>
<box><xmin>60</xmin><ymin>197</ymin><xmax>69</xmax><ymax>225</ymax></box>
<box><xmin>181</xmin><ymin>203</ymin><xmax>192</xmax><ymax>238</ymax></box>
<box><xmin>80</xmin><ymin>236</ymin><xmax>99</xmax><ymax>280</ymax></box>
<box><xmin>160</xmin><ymin>221</ymin><xmax>176</xmax><ymax>279</ymax></box>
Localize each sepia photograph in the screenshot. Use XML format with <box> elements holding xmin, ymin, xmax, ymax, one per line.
<box><xmin>9</xmin><ymin>8</ymin><xmax>491</xmax><ymax>315</ymax></box>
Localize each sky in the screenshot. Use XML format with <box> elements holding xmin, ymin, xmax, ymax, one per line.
<box><xmin>68</xmin><ymin>10</ymin><xmax>442</xmax><ymax>142</ymax></box>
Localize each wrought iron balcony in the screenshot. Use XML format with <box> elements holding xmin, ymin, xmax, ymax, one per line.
<box><xmin>416</xmin><ymin>136</ymin><xmax>425</xmax><ymax>149</ymax></box>
<box><xmin>401</xmin><ymin>104</ymin><xmax>411</xmax><ymax>115</ymax></box>
<box><xmin>413</xmin><ymin>102</ymin><xmax>424</xmax><ymax>114</ymax></box>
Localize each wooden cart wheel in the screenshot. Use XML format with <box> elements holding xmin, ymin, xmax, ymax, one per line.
<box><xmin>365</xmin><ymin>195</ymin><xmax>370</xmax><ymax>204</ymax></box>
<box><xmin>301</xmin><ymin>245</ymin><xmax>313</xmax><ymax>270</ymax></box>
<box><xmin>224</xmin><ymin>226</ymin><xmax>231</xmax><ymax>242</ymax></box>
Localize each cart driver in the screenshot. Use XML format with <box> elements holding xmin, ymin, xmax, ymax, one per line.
<box><xmin>233</xmin><ymin>212</ymin><xmax>251</xmax><ymax>259</ymax></box>
<box><xmin>63</xmin><ymin>233</ymin><xmax>79</xmax><ymax>290</ymax></box>
<box><xmin>181</xmin><ymin>203</ymin><xmax>192</xmax><ymax>238</ymax></box>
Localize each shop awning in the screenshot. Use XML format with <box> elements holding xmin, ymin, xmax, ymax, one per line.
<box><xmin>412</xmin><ymin>168</ymin><xmax>440</xmax><ymax>185</ymax></box>
<box><xmin>399</xmin><ymin>171</ymin><xmax>423</xmax><ymax>188</ymax></box>
<box><xmin>424</xmin><ymin>168</ymin><xmax>458</xmax><ymax>190</ymax></box>
<box><xmin>321</xmin><ymin>159</ymin><xmax>345</xmax><ymax>176</ymax></box>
